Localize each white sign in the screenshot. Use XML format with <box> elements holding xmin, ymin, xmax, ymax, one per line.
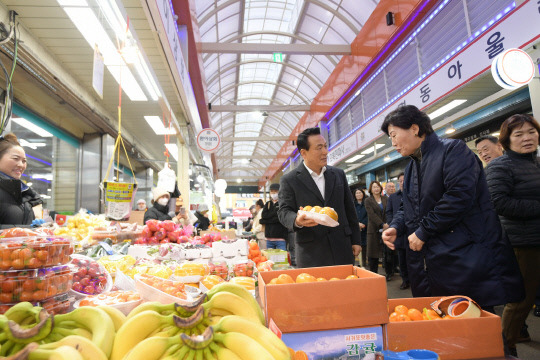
<box><xmin>197</xmin><ymin>128</ymin><xmax>220</xmax><ymax>153</ymax></box>
<box><xmin>152</xmin><ymin>0</ymin><xmax>203</xmax><ymax>134</ymax></box>
<box><xmin>328</xmin><ymin>0</ymin><xmax>540</xmax><ymax>165</ymax></box>
<box><xmin>328</xmin><ymin>133</ymin><xmax>357</xmax><ymax>166</ymax></box>
<box><xmin>491</xmin><ymin>48</ymin><xmax>535</xmax><ymax>89</ymax></box>
<box><xmin>92</xmin><ymin>45</ymin><xmax>104</xmax><ymax>99</ymax></box>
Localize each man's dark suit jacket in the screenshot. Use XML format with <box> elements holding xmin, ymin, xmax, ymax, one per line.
<box><xmin>278</xmin><ymin>162</ymin><xmax>361</xmax><ymax>268</ymax></box>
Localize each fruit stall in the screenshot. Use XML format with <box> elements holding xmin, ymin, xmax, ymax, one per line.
<box><xmin>0</xmin><ymin>215</ymin><xmax>507</xmax><ymax>360</ymax></box>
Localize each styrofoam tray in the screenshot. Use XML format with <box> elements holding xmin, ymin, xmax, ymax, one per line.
<box><xmin>134</xmin><ymin>274</ymin><xmax>201</xmax><ymax>305</ymax></box>
<box><xmin>73</xmin><ymin>298</ymin><xmax>142</xmax><ymax>316</ymax></box>
<box><xmin>298</xmin><ymin>210</ymin><xmax>339</xmax><ymax>227</ymax></box>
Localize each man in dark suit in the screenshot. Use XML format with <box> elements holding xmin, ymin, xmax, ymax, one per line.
<box><xmin>386</xmin><ymin>173</ymin><xmax>409</xmax><ymax>289</ymax></box>
<box><xmin>278</xmin><ymin>127</ymin><xmax>361</xmax><ymax>268</ymax></box>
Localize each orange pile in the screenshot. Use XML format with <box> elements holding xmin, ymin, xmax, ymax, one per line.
<box><xmin>139</xmin><ymin>274</ymin><xmax>187</xmax><ymax>299</ymax></box>
<box><xmin>247</xmin><ymin>240</ymin><xmax>267</xmax><ymax>265</ymax></box>
<box><xmin>388</xmin><ymin>304</ymin><xmax>455</xmax><ymax>321</ymax></box>
<box><xmin>268</xmin><ymin>272</ymin><xmax>359</xmax><ymax>284</ymax></box>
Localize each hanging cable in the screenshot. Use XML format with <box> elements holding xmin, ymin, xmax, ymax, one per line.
<box><xmin>0</xmin><ymin>11</ymin><xmax>18</xmax><ymax>136</ymax></box>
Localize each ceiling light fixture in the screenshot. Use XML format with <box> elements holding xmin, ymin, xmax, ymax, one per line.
<box><xmin>427</xmin><ymin>100</ymin><xmax>467</xmax><ymax>120</ymax></box>
<box><xmin>236</xmin><ymin>178</ymin><xmax>242</xmax><ymax>183</ymax></box>
<box><xmin>361</xmin><ymin>143</ymin><xmax>385</xmax><ymax>155</ymax></box>
<box><xmin>19</xmin><ymin>139</ymin><xmax>47</xmax><ymax>150</ymax></box>
<box><xmin>11</xmin><ymin>118</ymin><xmax>53</xmax><ymax>137</ymax></box>
<box><xmin>445</xmin><ymin>125</ymin><xmax>456</xmax><ymax>134</ymax></box>
<box><xmin>345</xmin><ymin>154</ymin><xmax>365</xmax><ymax>163</ymax></box>
<box><xmin>145</xmin><ymin>116</ymin><xmax>176</xmax><ymax>135</ymax></box>
<box><xmin>26</xmin><ymin>182</ymin><xmax>33</xmax><ymax>187</ymax></box>
<box><xmin>384</xmin><ymin>155</ymin><xmax>391</xmax><ymax>162</ymax></box>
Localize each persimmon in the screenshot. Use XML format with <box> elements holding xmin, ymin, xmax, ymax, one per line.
<box><xmin>311</xmin><ymin>206</ymin><xmax>322</xmax><ymax>213</ymax></box>
<box><xmin>296</xmin><ymin>273</ymin><xmax>316</xmax><ymax>283</ymax></box>
<box><xmin>276</xmin><ymin>274</ymin><xmax>295</xmax><ymax>284</ymax></box>
<box><xmin>394</xmin><ymin>305</ymin><xmax>409</xmax><ymax>315</ymax></box>
<box><xmin>302</xmin><ymin>206</ymin><xmax>312</xmax><ymax>212</ymax></box>
<box><xmin>329</xmin><ymin>277</ymin><xmax>341</xmax><ymax>281</ymax></box>
<box><xmin>423</xmin><ymin>308</ymin><xmax>442</xmax><ymax>320</ymax></box>
<box><xmin>268</xmin><ymin>278</ymin><xmax>278</xmax><ymax>285</ymax></box>
<box><xmin>389</xmin><ymin>312</ymin><xmax>400</xmax><ymax>322</ymax></box>
<box><xmin>316</xmin><ymin>277</ymin><xmax>327</xmax><ymax>281</ymax></box>
<box><xmin>407</xmin><ymin>308</ymin><xmax>423</xmax><ymax>321</ymax></box>
<box><xmin>397</xmin><ymin>314</ymin><xmax>411</xmax><ymax>322</ymax></box>
<box><xmin>249</xmin><ymin>241</ymin><xmax>259</xmax><ymax>250</ymax></box>
<box><xmin>345</xmin><ymin>275</ymin><xmax>359</xmax><ymax>279</ymax></box>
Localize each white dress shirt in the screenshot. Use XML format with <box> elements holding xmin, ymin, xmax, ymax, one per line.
<box><xmin>304</xmin><ymin>162</ymin><xmax>326</xmax><ymax>200</ymax></box>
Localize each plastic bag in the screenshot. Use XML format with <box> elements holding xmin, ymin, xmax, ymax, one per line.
<box><xmin>157</xmin><ymin>165</ymin><xmax>176</xmax><ymax>193</ymax></box>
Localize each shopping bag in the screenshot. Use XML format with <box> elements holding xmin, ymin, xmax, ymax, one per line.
<box><xmin>103</xmin><ymin>181</ymin><xmax>137</xmax><ymax>221</ymax></box>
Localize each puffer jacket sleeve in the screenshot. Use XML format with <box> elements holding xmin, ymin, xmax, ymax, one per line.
<box><xmin>415</xmin><ymin>140</ymin><xmax>478</xmax><ymax>242</ymax></box>
<box><xmin>486</xmin><ymin>158</ymin><xmax>540</xmax><ymax>219</ymax></box>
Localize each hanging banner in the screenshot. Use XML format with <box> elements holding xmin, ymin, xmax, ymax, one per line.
<box><xmin>103</xmin><ymin>182</ymin><xmax>137</xmax><ymax>221</ymax></box>
<box><xmin>92</xmin><ymin>45</ymin><xmax>104</xmax><ymax>99</ymax></box>
<box><xmin>197</xmin><ymin>128</ymin><xmax>221</xmax><ymax>153</ymax></box>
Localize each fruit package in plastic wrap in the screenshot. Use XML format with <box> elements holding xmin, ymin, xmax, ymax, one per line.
<box><xmin>75</xmin><ymin>290</ymin><xmax>142</xmax><ymax>315</ymax></box>
<box><xmin>230</xmin><ymin>259</ymin><xmax>257</xmax><ymax>278</ymax></box>
<box><xmin>70</xmin><ymin>255</ymin><xmax>112</xmax><ymax>297</ymax></box>
<box><xmin>135</xmin><ymin>273</ymin><xmax>200</xmax><ymax>305</ymax></box>
<box><xmin>207</xmin><ymin>260</ymin><xmax>229</xmax><ymax>280</ymax></box>
<box><xmin>200</xmin><ymin>274</ymin><xmax>225</xmax><ymax>290</ymax></box>
<box><xmin>0</xmin><ymin>293</ymin><xmax>71</xmax><ymax>315</ymax></box>
<box><xmin>97</xmin><ymin>254</ymin><xmax>136</xmax><ymax>276</ymax></box>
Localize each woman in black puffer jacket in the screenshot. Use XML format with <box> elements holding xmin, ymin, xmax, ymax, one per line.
<box><xmin>0</xmin><ymin>133</ymin><xmax>43</xmax><ymax>228</ymax></box>
<box><xmin>486</xmin><ymin>114</ymin><xmax>540</xmax><ymax>356</ymax></box>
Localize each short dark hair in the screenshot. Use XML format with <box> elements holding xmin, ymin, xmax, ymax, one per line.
<box><xmin>353</xmin><ymin>188</ymin><xmax>365</xmax><ymax>201</ymax></box>
<box><xmin>381</xmin><ymin>105</ymin><xmax>434</xmax><ymax>137</ymax></box>
<box><xmin>398</xmin><ymin>172</ymin><xmax>405</xmax><ymax>179</ymax></box>
<box><xmin>0</xmin><ymin>133</ymin><xmax>21</xmax><ymax>161</ymax></box>
<box><xmin>368</xmin><ymin>181</ymin><xmax>383</xmax><ymax>195</ymax></box>
<box><xmin>255</xmin><ymin>199</ymin><xmax>264</xmax><ymax>207</ymax></box>
<box><xmin>297</xmin><ymin>127</ymin><xmax>321</xmax><ymax>152</ymax></box>
<box><xmin>474</xmin><ymin>135</ymin><xmax>499</xmax><ymax>146</ymax></box>
<box><xmin>499</xmin><ymin>114</ymin><xmax>540</xmax><ymax>151</ymax></box>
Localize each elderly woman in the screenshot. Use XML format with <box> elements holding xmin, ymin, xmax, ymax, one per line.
<box><xmin>380</xmin><ymin>105</ymin><xmax>523</xmax><ymax>311</ymax></box>
<box><xmin>0</xmin><ymin>133</ymin><xmax>43</xmax><ymax>227</ymax></box>
<box><xmin>485</xmin><ymin>114</ymin><xmax>540</xmax><ymax>356</ymax></box>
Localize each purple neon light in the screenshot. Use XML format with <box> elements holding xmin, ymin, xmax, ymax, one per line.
<box><xmin>26</xmin><ymin>154</ymin><xmax>52</xmax><ymax>166</ymax></box>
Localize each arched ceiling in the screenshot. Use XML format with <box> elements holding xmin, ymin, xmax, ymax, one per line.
<box><xmin>195</xmin><ymin>0</ymin><xmax>380</xmax><ymax>185</ymax></box>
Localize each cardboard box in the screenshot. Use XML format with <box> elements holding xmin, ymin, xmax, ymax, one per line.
<box><xmin>270</xmin><ymin>319</ymin><xmax>383</xmax><ymax>359</ymax></box>
<box><xmin>211</xmin><ymin>238</ymin><xmax>248</xmax><ymax>257</ymax></box>
<box><xmin>262</xmin><ymin>249</ymin><xmax>289</xmax><ymax>265</ymax></box>
<box><xmin>258</xmin><ymin>265</ymin><xmax>388</xmax><ymax>333</ymax></box>
<box><xmin>385</xmin><ymin>297</ymin><xmax>504</xmax><ymax>359</ymax></box>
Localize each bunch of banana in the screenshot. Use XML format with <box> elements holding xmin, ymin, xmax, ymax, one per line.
<box><xmin>0</xmin><ymin>302</ymin><xmax>116</xmax><ymax>360</ymax></box>
<box><xmin>122</xmin><ymin>315</ymin><xmax>291</xmax><ymax>360</ymax></box>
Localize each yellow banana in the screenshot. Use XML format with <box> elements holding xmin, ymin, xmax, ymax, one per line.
<box><xmin>49</xmin><ymin>345</ymin><xmax>85</xmax><ymax>360</ymax></box>
<box><xmin>54</xmin><ymin>307</ymin><xmax>115</xmax><ymax>358</ymax></box>
<box><xmin>122</xmin><ymin>336</ymin><xmax>179</xmax><ymax>360</ymax></box>
<box><xmin>206</xmin><ymin>283</ymin><xmax>265</xmax><ymax>324</ymax></box>
<box><xmin>213</xmin><ymin>315</ymin><xmax>290</xmax><ymax>359</ymax></box>
<box><xmin>37</xmin><ymin>335</ymin><xmax>107</xmax><ymax>360</ymax></box>
<box><xmin>126</xmin><ymin>302</ymin><xmax>175</xmax><ymax>319</ymax></box>
<box><xmin>97</xmin><ymin>305</ymin><xmax>126</xmax><ymax>332</ymax></box>
<box><xmin>4</xmin><ymin>303</ymin><xmax>40</xmax><ymax>324</ymax></box>
<box><xmin>208</xmin><ymin>341</ymin><xmax>243</xmax><ymax>360</ymax></box>
<box><xmin>110</xmin><ymin>310</ymin><xmax>175</xmax><ymax>360</ymax></box>
<box><xmin>213</xmin><ymin>332</ymin><xmax>275</xmax><ymax>360</ymax></box>
<box><xmin>203</xmin><ymin>292</ymin><xmax>262</xmax><ymax>324</ymax></box>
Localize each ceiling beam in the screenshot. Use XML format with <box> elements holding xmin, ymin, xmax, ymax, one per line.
<box><xmin>216</xmin><ymin>155</ymin><xmax>277</xmax><ymax>159</ymax></box>
<box><xmin>210</xmin><ymin>105</ymin><xmax>310</xmax><ymax>112</ymax></box>
<box><xmin>200</xmin><ymin>42</ymin><xmax>351</xmax><ymax>55</ymax></box>
<box><xmin>221</xmin><ymin>136</ymin><xmax>290</xmax><ymax>142</ymax></box>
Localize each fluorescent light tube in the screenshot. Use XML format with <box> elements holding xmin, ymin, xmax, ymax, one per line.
<box><xmin>427</xmin><ymin>100</ymin><xmax>467</xmax><ymax>120</ymax></box>
<box><xmin>57</xmin><ymin>0</ymin><xmax>87</xmax><ymax>5</ymax></box>
<box><xmin>345</xmin><ymin>154</ymin><xmax>365</xmax><ymax>163</ymax></box>
<box><xmin>145</xmin><ymin>116</ymin><xmax>176</xmax><ymax>135</ymax></box>
<box><xmin>11</xmin><ymin>118</ymin><xmax>53</xmax><ymax>137</ymax></box>
<box><xmin>19</xmin><ymin>139</ymin><xmax>47</xmax><ymax>149</ymax></box>
<box><xmin>361</xmin><ymin>143</ymin><xmax>384</xmax><ymax>155</ymax></box>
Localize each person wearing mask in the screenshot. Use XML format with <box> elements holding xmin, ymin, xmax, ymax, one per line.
<box><xmin>260</xmin><ymin>183</ymin><xmax>288</xmax><ymax>251</ymax></box>
<box><xmin>135</xmin><ymin>199</ymin><xmax>147</xmax><ymax>211</ymax></box>
<box><xmin>475</xmin><ymin>135</ymin><xmax>504</xmax><ymax>165</ymax></box>
<box><xmin>144</xmin><ymin>187</ymin><xmax>182</xmax><ymax>224</ymax></box>
<box><xmin>194</xmin><ymin>204</ymin><xmax>211</xmax><ymax>231</ymax></box>
<box><xmin>380</xmin><ymin>105</ymin><xmax>523</xmax><ymax>313</ymax></box>
<box><xmin>354</xmin><ymin>188</ymin><xmax>368</xmax><ymax>268</ymax></box>
<box><xmin>278</xmin><ymin>127</ymin><xmax>361</xmax><ymax>267</ymax></box>
<box><xmin>485</xmin><ymin>114</ymin><xmax>540</xmax><ymax>357</ymax></box>
<box><xmin>364</xmin><ymin>181</ymin><xmax>389</xmax><ymax>276</ymax></box>
<box><xmin>386</xmin><ymin>173</ymin><xmax>409</xmax><ymax>289</ymax></box>
<box><xmin>0</xmin><ymin>133</ymin><xmax>43</xmax><ymax>228</ymax></box>
<box><xmin>252</xmin><ymin>199</ymin><xmax>266</xmax><ymax>248</ymax></box>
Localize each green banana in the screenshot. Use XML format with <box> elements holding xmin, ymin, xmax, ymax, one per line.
<box><xmin>213</xmin><ymin>315</ymin><xmax>290</xmax><ymax>359</ymax></box>
<box><xmin>97</xmin><ymin>305</ymin><xmax>126</xmax><ymax>332</ymax></box>
<box><xmin>0</xmin><ymin>342</ymin><xmax>38</xmax><ymax>360</ymax></box>
<box><xmin>110</xmin><ymin>310</ymin><xmax>176</xmax><ymax>360</ymax></box>
<box><xmin>202</xmin><ymin>346</ymin><xmax>216</xmax><ymax>360</ymax></box>
<box><xmin>122</xmin><ymin>336</ymin><xmax>180</xmax><ymax>360</ymax></box>
<box><xmin>0</xmin><ymin>340</ymin><xmax>16</xmax><ymax>357</ymax></box>
<box><xmin>36</xmin><ymin>335</ymin><xmax>108</xmax><ymax>360</ymax></box>
<box><xmin>208</xmin><ymin>342</ymin><xmax>242</xmax><ymax>360</ymax></box>
<box><xmin>6</xmin><ymin>309</ymin><xmax>53</xmax><ymax>344</ymax></box>
<box><xmin>203</xmin><ymin>292</ymin><xmax>262</xmax><ymax>325</ymax></box>
<box><xmin>4</xmin><ymin>303</ymin><xmax>41</xmax><ymax>325</ymax></box>
<box><xmin>206</xmin><ymin>283</ymin><xmax>265</xmax><ymax>324</ymax></box>
<box><xmin>213</xmin><ymin>332</ymin><xmax>275</xmax><ymax>360</ymax></box>
<box><xmin>54</xmin><ymin>307</ymin><xmax>115</xmax><ymax>358</ymax></box>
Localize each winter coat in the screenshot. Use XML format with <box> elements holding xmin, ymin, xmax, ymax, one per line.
<box><xmin>278</xmin><ymin>163</ymin><xmax>361</xmax><ymax>267</ymax></box>
<box><xmin>354</xmin><ymin>201</ymin><xmax>368</xmax><ymax>247</ymax></box>
<box><xmin>386</xmin><ymin>190</ymin><xmax>406</xmax><ymax>249</ymax></box>
<box><xmin>0</xmin><ymin>173</ymin><xmax>42</xmax><ymax>227</ymax></box>
<box><xmin>194</xmin><ymin>211</ymin><xmax>210</xmax><ymax>231</ymax></box>
<box><xmin>144</xmin><ymin>203</ymin><xmax>172</xmax><ymax>224</ymax></box>
<box><xmin>389</xmin><ymin>132</ymin><xmax>524</xmax><ymax>307</ymax></box>
<box><xmin>260</xmin><ymin>201</ymin><xmax>288</xmax><ymax>239</ymax></box>
<box><xmin>485</xmin><ymin>149</ymin><xmax>540</xmax><ymax>247</ymax></box>
<box><xmin>252</xmin><ymin>208</ymin><xmax>265</xmax><ymax>240</ymax></box>
<box><xmin>364</xmin><ymin>195</ymin><xmax>388</xmax><ymax>259</ymax></box>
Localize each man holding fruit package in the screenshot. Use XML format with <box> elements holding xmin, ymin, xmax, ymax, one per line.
<box><xmin>278</xmin><ymin>127</ymin><xmax>361</xmax><ymax>268</ymax></box>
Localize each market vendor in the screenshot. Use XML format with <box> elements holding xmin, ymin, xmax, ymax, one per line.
<box><xmin>135</xmin><ymin>199</ymin><xmax>147</xmax><ymax>211</ymax></box>
<box><xmin>175</xmin><ymin>197</ymin><xmax>197</xmax><ymax>226</ymax></box>
<box><xmin>194</xmin><ymin>204</ymin><xmax>210</xmax><ymax>230</ymax></box>
<box><xmin>144</xmin><ymin>187</ymin><xmax>182</xmax><ymax>224</ymax></box>
<box><xmin>0</xmin><ymin>133</ymin><xmax>43</xmax><ymax>228</ymax></box>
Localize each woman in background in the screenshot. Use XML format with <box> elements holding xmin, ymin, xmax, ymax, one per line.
<box><xmin>354</xmin><ymin>188</ymin><xmax>368</xmax><ymax>268</ymax></box>
<box><xmin>364</xmin><ymin>181</ymin><xmax>388</xmax><ymax>274</ymax></box>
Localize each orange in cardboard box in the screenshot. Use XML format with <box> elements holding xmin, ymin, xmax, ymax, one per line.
<box><xmin>258</xmin><ymin>265</ymin><xmax>388</xmax><ymax>333</ymax></box>
<box><xmin>385</xmin><ymin>297</ymin><xmax>504</xmax><ymax>359</ymax></box>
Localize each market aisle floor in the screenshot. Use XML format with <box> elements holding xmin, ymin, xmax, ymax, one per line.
<box><xmin>385</xmin><ymin>273</ymin><xmax>540</xmax><ymax>360</ymax></box>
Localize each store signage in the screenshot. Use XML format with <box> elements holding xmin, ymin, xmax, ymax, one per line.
<box><xmin>328</xmin><ymin>0</ymin><xmax>540</xmax><ymax>166</ymax></box>
<box><xmin>150</xmin><ymin>0</ymin><xmax>203</xmax><ymax>133</ymax></box>
<box><xmin>491</xmin><ymin>48</ymin><xmax>535</xmax><ymax>89</ymax></box>
<box><xmin>197</xmin><ymin>128</ymin><xmax>220</xmax><ymax>153</ymax></box>
<box><xmin>328</xmin><ymin>134</ymin><xmax>357</xmax><ymax>166</ymax></box>
<box><xmin>273</xmin><ymin>52</ymin><xmax>283</xmax><ymax>62</ymax></box>
<box><xmin>92</xmin><ymin>46</ymin><xmax>104</xmax><ymax>99</ymax></box>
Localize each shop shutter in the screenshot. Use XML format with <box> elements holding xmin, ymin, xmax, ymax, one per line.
<box><xmin>52</xmin><ymin>138</ymin><xmax>78</xmax><ymax>212</ymax></box>
<box><xmin>362</xmin><ymin>72</ymin><xmax>386</xmax><ymax>120</ymax></box>
<box><xmin>466</xmin><ymin>0</ymin><xmax>515</xmax><ymax>34</ymax></box>
<box><xmin>350</xmin><ymin>95</ymin><xmax>365</xmax><ymax>130</ymax></box>
<box><xmin>385</xmin><ymin>41</ymin><xmax>420</xmax><ymax>101</ymax></box>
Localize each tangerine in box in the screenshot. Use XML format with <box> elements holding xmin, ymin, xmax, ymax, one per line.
<box><xmin>258</xmin><ymin>265</ymin><xmax>388</xmax><ymax>333</ymax></box>
<box><xmin>385</xmin><ymin>297</ymin><xmax>504</xmax><ymax>359</ymax></box>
